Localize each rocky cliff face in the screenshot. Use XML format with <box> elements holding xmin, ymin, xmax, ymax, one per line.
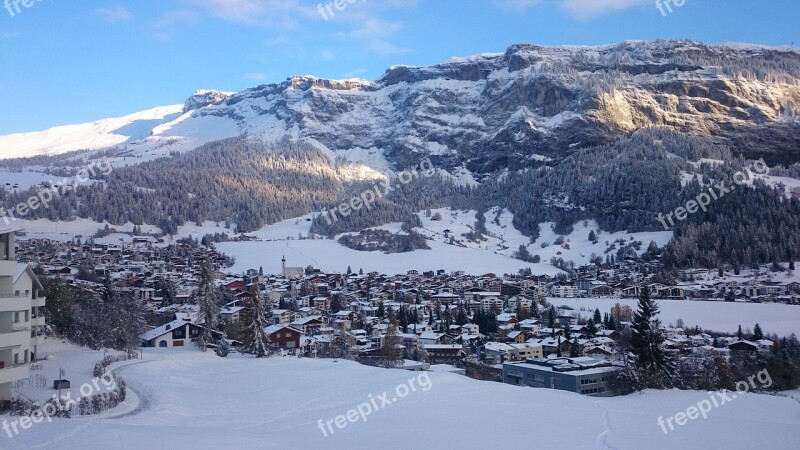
<box><xmin>183</xmin><ymin>90</ymin><xmax>234</xmax><ymax>113</ymax></box>
<box><xmin>178</xmin><ymin>40</ymin><xmax>799</xmax><ymax>176</ymax></box>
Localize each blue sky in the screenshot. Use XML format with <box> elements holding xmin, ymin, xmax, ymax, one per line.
<box><xmin>1</xmin><ymin>0</ymin><xmax>798</xmax><ymax>135</ymax></box>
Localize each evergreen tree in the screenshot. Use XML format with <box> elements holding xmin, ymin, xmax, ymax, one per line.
<box><xmin>456</xmin><ymin>305</ymin><xmax>468</xmax><ymax>326</ymax></box>
<box><xmin>630</xmin><ymin>286</ymin><xmax>670</xmax><ymax>379</ymax></box>
<box><xmin>377</xmin><ymin>302</ymin><xmax>385</xmax><ymax>319</ymax></box>
<box><xmin>243</xmin><ymin>283</ymin><xmax>270</xmax><ymax>358</ymax></box>
<box><xmin>586</xmin><ymin>318</ymin><xmax>597</xmax><ymax>335</ymax></box>
<box><xmin>593</xmin><ymin>308</ymin><xmax>602</xmax><ymax>325</ymax></box>
<box><xmin>42</xmin><ymin>276</ymin><xmax>75</xmax><ymax>335</ymax></box>
<box><xmin>530</xmin><ymin>299</ymin><xmax>540</xmax><ymax>319</ymax></box>
<box><xmin>753</xmin><ymin>323</ymin><xmax>764</xmax><ymax>340</ymax></box>
<box><xmin>737</xmin><ymin>324</ymin><xmax>744</xmax><ymax>340</ymax></box>
<box><xmin>196</xmin><ymin>258</ymin><xmax>219</xmax><ymax>351</ymax></box>
<box><xmin>570</xmin><ymin>339</ymin><xmax>580</xmax><ymax>357</ymax></box>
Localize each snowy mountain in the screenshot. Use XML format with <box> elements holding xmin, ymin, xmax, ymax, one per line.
<box><xmin>2</xmin><ymin>40</ymin><xmax>799</xmax><ymax>172</ymax></box>
<box><xmin>2</xmin><ymin>40</ymin><xmax>800</xmax><ymax>271</ymax></box>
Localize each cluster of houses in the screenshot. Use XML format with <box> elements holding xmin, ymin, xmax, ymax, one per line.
<box><xmin>17</xmin><ymin>236</ymin><xmax>231</xmax><ymax>310</ymax></box>
<box><xmin>14</xmin><ymin>234</ymin><xmax>798</xmax><ymax>398</ymax></box>
<box><xmin>125</xmin><ymin>258</ymin><xmax>786</xmax><ymax>396</ymax></box>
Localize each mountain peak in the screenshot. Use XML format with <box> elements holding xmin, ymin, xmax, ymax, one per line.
<box><xmin>184</xmin><ymin>90</ymin><xmax>235</xmax><ymax>113</ymax></box>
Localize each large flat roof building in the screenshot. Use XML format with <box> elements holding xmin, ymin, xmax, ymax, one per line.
<box><xmin>502</xmin><ymin>357</ymin><xmax>620</xmax><ymax>397</ymax></box>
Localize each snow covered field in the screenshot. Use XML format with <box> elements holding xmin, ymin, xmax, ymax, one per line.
<box><xmin>551</xmin><ymin>297</ymin><xmax>800</xmax><ymax>337</ymax></box>
<box><xmin>217</xmin><ymin>238</ymin><xmax>561</xmax><ymax>277</ymax></box>
<box><xmin>4</xmin><ymin>344</ymin><xmax>800</xmax><ymax>449</ymax></box>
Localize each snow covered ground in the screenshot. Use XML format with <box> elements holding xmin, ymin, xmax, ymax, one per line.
<box><xmin>217</xmin><ymin>238</ymin><xmax>561</xmax><ymax>277</ymax></box>
<box><xmin>4</xmin><ymin>345</ymin><xmax>800</xmax><ymax>449</ymax></box>
<box><xmin>550</xmin><ymin>297</ymin><xmax>800</xmax><ymax>337</ymax></box>
<box><xmin>14</xmin><ymin>339</ymin><xmax>134</xmax><ymax>406</ymax></box>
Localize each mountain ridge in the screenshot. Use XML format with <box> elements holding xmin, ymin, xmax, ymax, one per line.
<box><xmin>2</xmin><ymin>40</ymin><xmax>799</xmax><ymax>171</ymax></box>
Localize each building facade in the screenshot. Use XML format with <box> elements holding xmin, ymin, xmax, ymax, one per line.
<box><xmin>0</xmin><ymin>225</ymin><xmax>47</xmax><ymax>408</ymax></box>
<box><xmin>502</xmin><ymin>357</ymin><xmax>619</xmax><ymax>397</ymax></box>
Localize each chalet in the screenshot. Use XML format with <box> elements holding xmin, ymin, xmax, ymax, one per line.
<box><xmin>290</xmin><ymin>316</ymin><xmax>325</xmax><ymax>335</ymax></box>
<box><xmin>585</xmin><ymin>346</ymin><xmax>614</xmax><ymax>360</ymax></box>
<box><xmin>483</xmin><ymin>342</ymin><xmax>514</xmax><ymax>364</ymax></box>
<box><xmin>272</xmin><ymin>309</ymin><xmax>300</xmax><ymax>325</ymax></box>
<box><xmin>419</xmin><ymin>332</ymin><xmax>451</xmax><ymax>346</ymax></box>
<box><xmin>220</xmin><ymin>306</ymin><xmax>246</xmax><ymax>323</ymax></box>
<box><xmin>140</xmin><ymin>319</ymin><xmax>218</xmax><ymax>348</ymax></box>
<box><xmin>425</xmin><ymin>344</ymin><xmax>465</xmax><ymax>364</ymax></box>
<box><xmin>655</xmin><ymin>286</ymin><xmax>685</xmax><ymax>300</ymax></box>
<box><xmin>265</xmin><ymin>324</ymin><xmax>303</xmax><ymax>350</ymax></box>
<box><xmin>557</xmin><ymin>315</ymin><xmax>578</xmax><ymax>327</ymax></box>
<box><xmin>518</xmin><ymin>319</ymin><xmax>541</xmax><ymax>335</ymax></box>
<box><xmin>590</xmin><ymin>285</ymin><xmax>615</xmax><ymax>298</ymax></box>
<box><xmin>496</xmin><ymin>313</ymin><xmax>518</xmax><ymax>327</ymax></box>
<box><xmin>507</xmin><ymin>330</ymin><xmax>528</xmax><ymax>344</ymax></box>
<box><xmin>728</xmin><ymin>340</ymin><xmax>758</xmax><ymax>354</ymax></box>
<box><xmin>224</xmin><ymin>280</ymin><xmax>247</xmax><ymax>292</ymax></box>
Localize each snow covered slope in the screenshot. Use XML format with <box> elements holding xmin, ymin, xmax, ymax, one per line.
<box><xmin>10</xmin><ymin>345</ymin><xmax>800</xmax><ymax>449</ymax></box>
<box><xmin>0</xmin><ymin>105</ymin><xmax>185</xmax><ymax>159</ymax></box>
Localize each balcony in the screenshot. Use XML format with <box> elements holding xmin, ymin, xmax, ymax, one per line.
<box><xmin>0</xmin><ymin>296</ymin><xmax>30</xmax><ymax>313</ymax></box>
<box><xmin>31</xmin><ymin>296</ymin><xmax>45</xmax><ymax>308</ymax></box>
<box><xmin>0</xmin><ymin>328</ymin><xmax>30</xmax><ymax>348</ymax></box>
<box><xmin>0</xmin><ymin>363</ymin><xmax>29</xmax><ymax>385</ymax></box>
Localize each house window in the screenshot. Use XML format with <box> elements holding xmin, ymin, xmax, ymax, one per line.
<box><xmin>159</xmin><ymin>341</ymin><xmax>168</xmax><ymax>347</ymax></box>
<box><xmin>174</xmin><ymin>341</ymin><xmax>184</xmax><ymax>347</ymax></box>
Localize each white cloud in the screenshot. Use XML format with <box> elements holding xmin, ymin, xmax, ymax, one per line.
<box><xmin>493</xmin><ymin>0</ymin><xmax>544</xmax><ymax>12</ymax></box>
<box><xmin>245</xmin><ymin>72</ymin><xmax>269</xmax><ymax>82</ymax></box>
<box><xmin>320</xmin><ymin>50</ymin><xmax>335</xmax><ymax>61</ymax></box>
<box><xmin>149</xmin><ymin>10</ymin><xmax>200</xmax><ymax>40</ymax></box>
<box><xmin>341</xmin><ymin>68</ymin><xmax>369</xmax><ymax>79</ymax></box>
<box><xmin>494</xmin><ymin>0</ymin><xmax>649</xmax><ymax>18</ymax></box>
<box><xmin>95</xmin><ymin>5</ymin><xmax>132</xmax><ymax>23</ymax></box>
<box><xmin>340</xmin><ymin>18</ymin><xmax>410</xmax><ymax>56</ymax></box>
<box><xmin>187</xmin><ymin>0</ymin><xmax>315</xmax><ymax>28</ymax></box>
<box><xmin>560</xmin><ymin>0</ymin><xmax>649</xmax><ymax>18</ymax></box>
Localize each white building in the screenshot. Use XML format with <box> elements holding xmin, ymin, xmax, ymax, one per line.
<box><xmin>551</xmin><ymin>284</ymin><xmax>579</xmax><ymax>298</ymax></box>
<box><xmin>281</xmin><ymin>256</ymin><xmax>304</xmax><ymax>279</ymax></box>
<box><xmin>0</xmin><ymin>225</ymin><xmax>47</xmax><ymax>408</ymax></box>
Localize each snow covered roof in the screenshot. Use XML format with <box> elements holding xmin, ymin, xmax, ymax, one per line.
<box><xmin>140</xmin><ymin>319</ymin><xmax>194</xmax><ymax>341</ymax></box>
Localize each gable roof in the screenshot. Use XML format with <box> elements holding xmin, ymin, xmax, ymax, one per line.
<box><xmin>139</xmin><ymin>319</ymin><xmax>194</xmax><ymax>341</ymax></box>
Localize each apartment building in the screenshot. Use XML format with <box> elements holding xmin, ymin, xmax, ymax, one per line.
<box><xmin>0</xmin><ymin>225</ymin><xmax>47</xmax><ymax>408</ymax></box>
